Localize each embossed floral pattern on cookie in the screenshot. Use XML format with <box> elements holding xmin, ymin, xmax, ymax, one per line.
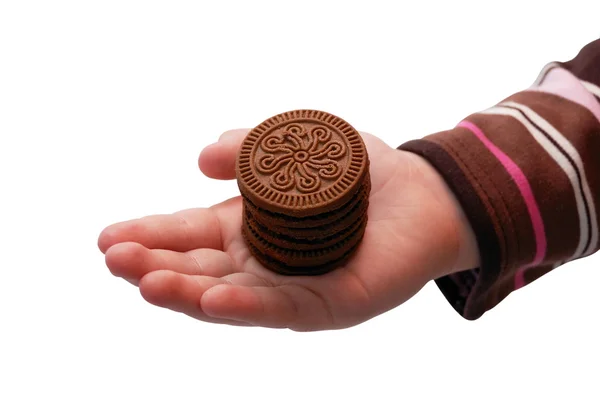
<box><xmin>236</xmin><ymin>109</ymin><xmax>368</xmax><ymax>217</ymax></box>
<box><xmin>256</xmin><ymin>123</ymin><xmax>347</xmax><ymax>193</ymax></box>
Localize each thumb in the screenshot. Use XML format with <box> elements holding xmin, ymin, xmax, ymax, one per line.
<box><xmin>198</xmin><ymin>129</ymin><xmax>250</xmax><ymax>180</ymax></box>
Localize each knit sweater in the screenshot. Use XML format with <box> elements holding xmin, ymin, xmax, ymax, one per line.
<box><xmin>400</xmin><ymin>39</ymin><xmax>600</xmax><ymax>320</ymax></box>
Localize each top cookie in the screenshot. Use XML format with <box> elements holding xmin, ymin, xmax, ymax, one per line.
<box><xmin>236</xmin><ymin>110</ymin><xmax>369</xmax><ymax>217</ymax></box>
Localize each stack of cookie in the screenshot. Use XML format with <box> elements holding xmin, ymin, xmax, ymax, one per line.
<box><xmin>235</xmin><ymin>110</ymin><xmax>370</xmax><ymax>276</ymax></box>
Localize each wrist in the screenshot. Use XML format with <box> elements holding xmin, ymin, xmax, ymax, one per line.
<box><xmin>401</xmin><ymin>151</ymin><xmax>480</xmax><ymax>278</ymax></box>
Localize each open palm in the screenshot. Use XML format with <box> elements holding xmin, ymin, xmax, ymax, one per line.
<box><xmin>99</xmin><ymin>129</ymin><xmax>477</xmax><ymax>331</ymax></box>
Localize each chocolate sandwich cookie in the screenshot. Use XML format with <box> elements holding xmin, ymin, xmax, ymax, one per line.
<box><xmin>243</xmin><ymin>188</ymin><xmax>369</xmax><ymax>240</ymax></box>
<box><xmin>236</xmin><ymin>109</ymin><xmax>370</xmax><ymax>275</ymax></box>
<box><xmin>241</xmin><ymin>214</ymin><xmax>368</xmax><ymax>275</ymax></box>
<box><xmin>236</xmin><ymin>110</ymin><xmax>369</xmax><ymax>218</ymax></box>
<box><xmin>244</xmin><ymin>172</ymin><xmax>371</xmax><ymax>230</ymax></box>
<box><xmin>243</xmin><ymin>235</ymin><xmax>364</xmax><ymax>276</ymax></box>
<box><xmin>244</xmin><ymin>206</ymin><xmax>368</xmax><ymax>251</ymax></box>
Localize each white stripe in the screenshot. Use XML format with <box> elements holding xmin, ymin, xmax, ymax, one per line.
<box><xmin>581</xmin><ymin>80</ymin><xmax>600</xmax><ymax>99</ymax></box>
<box><xmin>533</xmin><ymin>62</ymin><xmax>560</xmax><ymax>86</ymax></box>
<box><xmin>478</xmin><ymin>106</ymin><xmax>591</xmax><ymax>259</ymax></box>
<box><xmin>501</xmin><ymin>101</ymin><xmax>599</xmax><ymax>257</ymax></box>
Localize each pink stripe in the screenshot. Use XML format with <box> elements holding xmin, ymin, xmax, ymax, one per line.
<box><xmin>457</xmin><ymin>120</ymin><xmax>547</xmax><ymax>289</ymax></box>
<box><xmin>529</xmin><ymin>67</ymin><xmax>600</xmax><ymax>124</ymax></box>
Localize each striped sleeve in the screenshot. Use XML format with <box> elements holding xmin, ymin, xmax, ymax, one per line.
<box><xmin>399</xmin><ymin>38</ymin><xmax>600</xmax><ymax>320</ymax></box>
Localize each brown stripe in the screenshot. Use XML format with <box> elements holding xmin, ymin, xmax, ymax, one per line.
<box><xmin>509</xmin><ymin>91</ymin><xmax>600</xmax><ymax>254</ymax></box>
<box><xmin>428</xmin><ymin>125</ymin><xmax>544</xmax><ymax>317</ymax></box>
<box><xmin>466</xmin><ymin>112</ymin><xmax>580</xmax><ymax>263</ymax></box>
<box><xmin>429</xmin><ymin>127</ymin><xmax>536</xmax><ymax>269</ymax></box>
<box><xmin>483</xmin><ymin>272</ymin><xmax>515</xmax><ymax>313</ymax></box>
<box><xmin>498</xmin><ymin>103</ymin><xmax>593</xmax><ymax>254</ymax></box>
<box><xmin>561</xmin><ymin>39</ymin><xmax>600</xmax><ymax>87</ymax></box>
<box><xmin>482</xmin><ymin>263</ymin><xmax>555</xmax><ymax>312</ymax></box>
<box><xmin>399</xmin><ymin>138</ymin><xmax>502</xmax><ymax>320</ymax></box>
<box><xmin>523</xmin><ymin>263</ymin><xmax>555</xmax><ymax>285</ymax></box>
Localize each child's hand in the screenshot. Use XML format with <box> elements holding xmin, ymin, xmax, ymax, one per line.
<box><xmin>98</xmin><ymin>130</ymin><xmax>478</xmax><ymax>331</ymax></box>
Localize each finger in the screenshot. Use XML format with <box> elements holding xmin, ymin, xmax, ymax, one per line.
<box><xmin>104</xmin><ymin>242</ymin><xmax>235</xmax><ymax>281</ymax></box>
<box><xmin>138</xmin><ymin>270</ymin><xmax>259</xmax><ymax>327</ymax></box>
<box><xmin>198</xmin><ymin>129</ymin><xmax>249</xmax><ymax>180</ymax></box>
<box><xmin>98</xmin><ymin>208</ymin><xmax>222</xmax><ymax>253</ymax></box>
<box><xmin>200</xmin><ymin>284</ymin><xmax>334</xmax><ymax>331</ymax></box>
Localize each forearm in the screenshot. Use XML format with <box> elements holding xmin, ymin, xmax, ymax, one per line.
<box><xmin>400</xmin><ymin>39</ymin><xmax>600</xmax><ymax>320</ymax></box>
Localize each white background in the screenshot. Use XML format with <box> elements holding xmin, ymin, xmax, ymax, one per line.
<box><xmin>1</xmin><ymin>1</ymin><xmax>599</xmax><ymax>397</ymax></box>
